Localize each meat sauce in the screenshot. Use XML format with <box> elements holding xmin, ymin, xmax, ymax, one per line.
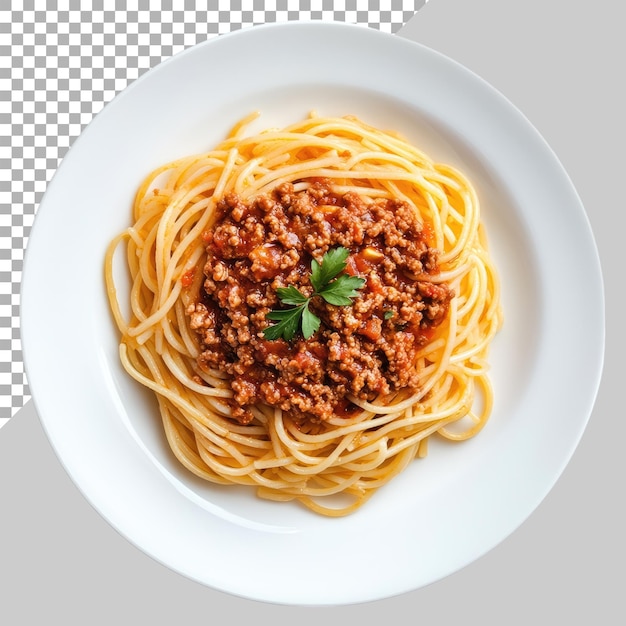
<box><xmin>186</xmin><ymin>180</ymin><xmax>453</xmax><ymax>425</ymax></box>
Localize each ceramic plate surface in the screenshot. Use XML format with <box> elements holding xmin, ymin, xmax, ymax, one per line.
<box><xmin>21</xmin><ymin>22</ymin><xmax>604</xmax><ymax>605</ymax></box>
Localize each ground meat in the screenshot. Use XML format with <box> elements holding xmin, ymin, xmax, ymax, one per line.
<box><xmin>186</xmin><ymin>180</ymin><xmax>453</xmax><ymax>425</ymax></box>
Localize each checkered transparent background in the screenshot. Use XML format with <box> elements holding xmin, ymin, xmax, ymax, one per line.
<box><xmin>0</xmin><ymin>1</ymin><xmax>423</xmax><ymax>424</ymax></box>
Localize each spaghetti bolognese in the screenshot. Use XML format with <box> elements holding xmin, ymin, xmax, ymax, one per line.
<box><xmin>105</xmin><ymin>113</ymin><xmax>502</xmax><ymax>516</ymax></box>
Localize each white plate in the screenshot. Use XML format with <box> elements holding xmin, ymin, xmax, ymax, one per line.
<box><xmin>21</xmin><ymin>22</ymin><xmax>604</xmax><ymax>605</ymax></box>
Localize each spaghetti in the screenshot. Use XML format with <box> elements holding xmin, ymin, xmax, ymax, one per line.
<box><xmin>105</xmin><ymin>113</ymin><xmax>502</xmax><ymax>516</ymax></box>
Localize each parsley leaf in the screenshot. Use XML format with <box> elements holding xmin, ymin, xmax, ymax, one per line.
<box><xmin>264</xmin><ymin>246</ymin><xmax>366</xmax><ymax>341</ymax></box>
<box><xmin>319</xmin><ymin>273</ymin><xmax>367</xmax><ymax>306</ymax></box>
<box><xmin>301</xmin><ymin>305</ymin><xmax>321</xmax><ymax>339</ymax></box>
<box><xmin>310</xmin><ymin>246</ymin><xmax>350</xmax><ymax>292</ymax></box>
<box><xmin>275</xmin><ymin>285</ymin><xmax>309</xmax><ymax>306</ymax></box>
<box><xmin>264</xmin><ymin>305</ymin><xmax>306</xmax><ymax>341</ymax></box>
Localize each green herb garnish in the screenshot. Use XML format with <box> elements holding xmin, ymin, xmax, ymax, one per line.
<box><xmin>264</xmin><ymin>246</ymin><xmax>365</xmax><ymax>341</ymax></box>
